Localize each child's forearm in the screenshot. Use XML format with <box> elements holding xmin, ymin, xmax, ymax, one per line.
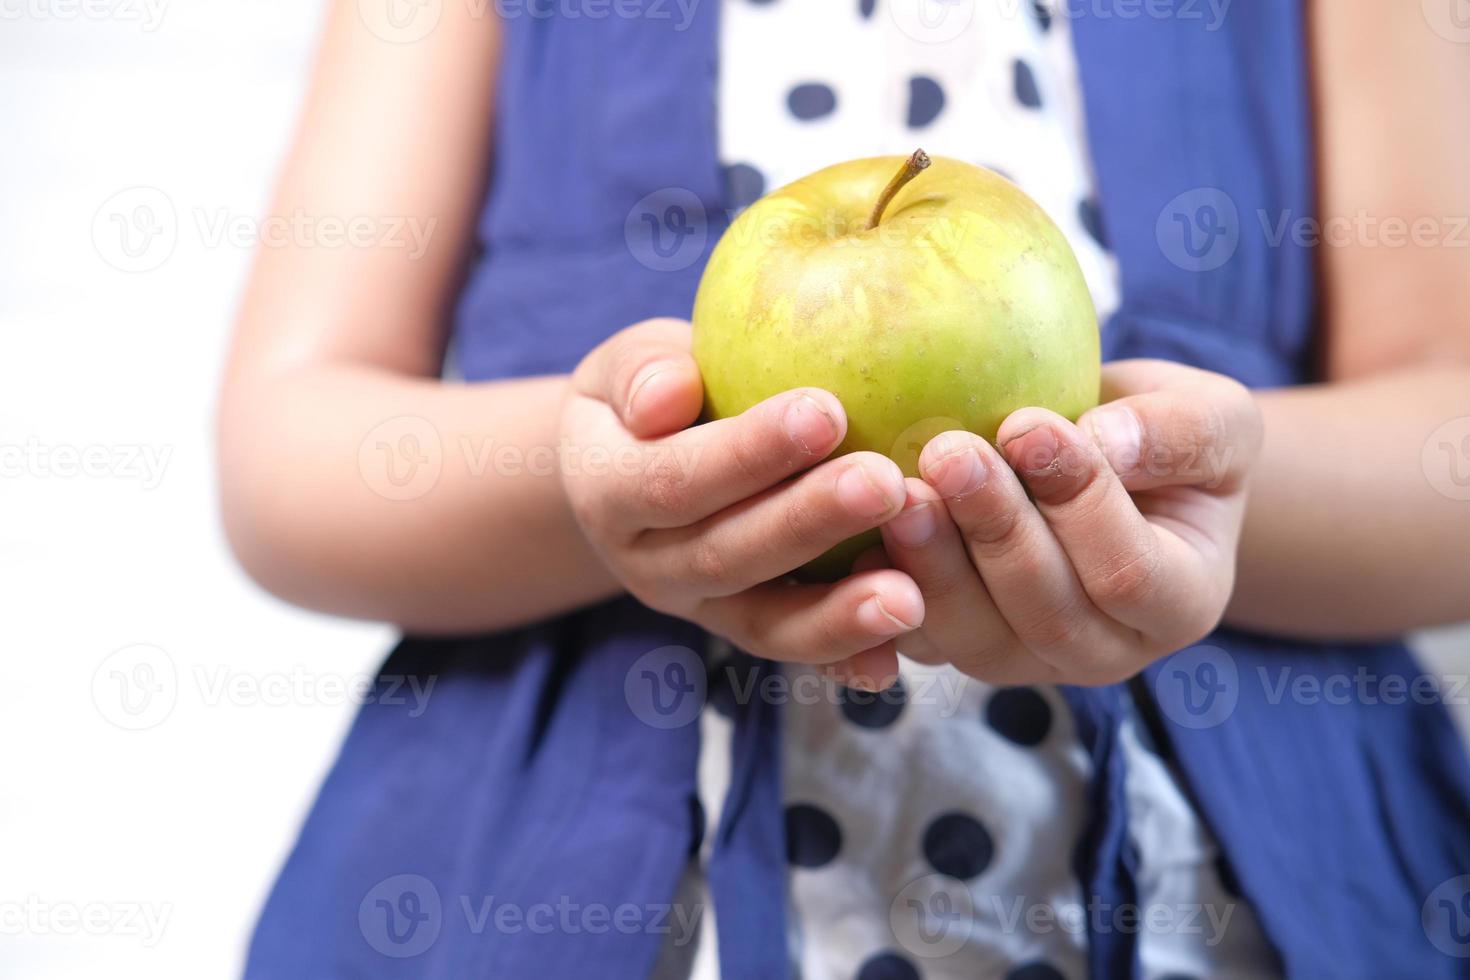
<box><xmin>217</xmin><ymin>364</ymin><xmax>621</xmax><ymax>634</ymax></box>
<box><xmin>1226</xmin><ymin>366</ymin><xmax>1470</xmax><ymax>640</ymax></box>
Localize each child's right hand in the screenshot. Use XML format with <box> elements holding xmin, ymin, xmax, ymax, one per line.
<box><xmin>559</xmin><ymin>318</ymin><xmax>925</xmax><ymax>683</ymax></box>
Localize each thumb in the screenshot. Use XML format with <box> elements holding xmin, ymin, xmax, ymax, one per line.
<box><xmin>571</xmin><ymin>318</ymin><xmax>705</xmax><ymax>439</ymax></box>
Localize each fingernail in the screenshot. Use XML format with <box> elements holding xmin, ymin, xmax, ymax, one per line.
<box><xmin>857</xmin><ymin>595</ymin><xmax>921</xmax><ymax>635</ymax></box>
<box><xmin>1003</xmin><ymin>423</ymin><xmax>1060</xmax><ymax>474</ymax></box>
<box><xmin>846</xmin><ymin>673</ymin><xmax>877</xmax><ymax>693</ymax></box>
<box><xmin>1087</xmin><ymin>406</ymin><xmax>1142</xmax><ymax>473</ymax></box>
<box><xmin>886</xmin><ymin>501</ymin><xmax>937</xmax><ymax>548</ymax></box>
<box><xmin>783</xmin><ymin>394</ymin><xmax>839</xmax><ymax>456</ymax></box>
<box><xmin>626</xmin><ymin>361</ymin><xmax>676</xmax><ymax>417</ymax></box>
<box><xmin>928</xmin><ymin>445</ymin><xmax>987</xmax><ymax>499</ymax></box>
<box><xmin>836</xmin><ymin>461</ymin><xmax>903</xmax><ymax>519</ymax></box>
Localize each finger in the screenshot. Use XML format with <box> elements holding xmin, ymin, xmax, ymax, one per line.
<box><xmin>570</xmin><ymin>384</ymin><xmax>849</xmax><ymax>532</ymax></box>
<box><xmin>880</xmin><ymin>479</ymin><xmax>1026</xmax><ymax>679</ymax></box>
<box><xmin>997</xmin><ymin>409</ymin><xmax>1223</xmax><ymax>646</ymax></box>
<box><xmin>826</xmin><ymin>643</ymin><xmax>901</xmax><ymax>693</ymax></box>
<box><xmin>1081</xmin><ymin>362</ymin><xmax>1262</xmax><ymax>493</ymax></box>
<box><xmin>571</xmin><ymin>318</ymin><xmax>704</xmax><ymax>438</ymax></box>
<box><xmin>701</xmin><ymin>568</ymin><xmax>924</xmax><ymax>665</ymax></box>
<box><xmin>641</xmin><ymin>451</ymin><xmax>907</xmax><ymax>595</ymax></box>
<box><xmin>920</xmin><ymin>430</ymin><xmax>1128</xmax><ymax>683</ymax></box>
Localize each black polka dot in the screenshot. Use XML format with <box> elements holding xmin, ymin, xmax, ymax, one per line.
<box><xmin>859</xmin><ymin>0</ymin><xmax>876</xmax><ymax>18</ymax></box>
<box><xmin>1214</xmin><ymin>854</ymin><xmax>1242</xmax><ymax>897</ymax></box>
<box><xmin>1013</xmin><ymin>60</ymin><xmax>1043</xmax><ymax>109</ymax></box>
<box><xmin>857</xmin><ymin>950</ymin><xmax>921</xmax><ymax>980</ymax></box>
<box><xmin>723</xmin><ymin>163</ymin><xmax>767</xmax><ymax>211</ymax></box>
<box><xmin>922</xmin><ymin>812</ymin><xmax>994</xmax><ymax>880</ymax></box>
<box><xmin>1078</xmin><ymin>196</ymin><xmax>1108</xmax><ymax>249</ymax></box>
<box><xmin>906</xmin><ymin>75</ymin><xmax>945</xmax><ymax>128</ymax></box>
<box><xmin>840</xmin><ymin>676</ymin><xmax>907</xmax><ymax>729</ymax></box>
<box><xmin>1029</xmin><ymin>0</ymin><xmax>1052</xmax><ymax>32</ymax></box>
<box><xmin>1006</xmin><ymin>962</ymin><xmax>1066</xmax><ymax>980</ymax></box>
<box><xmin>786</xmin><ymin>803</ymin><xmax>842</xmax><ymax>868</ymax></box>
<box><xmin>787</xmin><ymin>82</ymin><xmax>838</xmax><ymax>121</ymax></box>
<box><xmin>985</xmin><ymin>687</ymin><xmax>1052</xmax><ymax>746</ymax></box>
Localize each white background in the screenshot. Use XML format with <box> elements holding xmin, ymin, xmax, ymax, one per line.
<box><xmin>0</xmin><ymin>3</ymin><xmax>1467</xmax><ymax>978</ymax></box>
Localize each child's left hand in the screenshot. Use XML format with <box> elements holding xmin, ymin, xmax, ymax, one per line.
<box><xmin>855</xmin><ymin>359</ymin><xmax>1263</xmax><ymax>688</ymax></box>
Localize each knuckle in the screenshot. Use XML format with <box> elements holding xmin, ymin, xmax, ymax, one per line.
<box><xmin>726</xmin><ymin>419</ymin><xmax>776</xmax><ymax>486</ymax></box>
<box><xmin>684</xmin><ymin>539</ymin><xmax>731</xmax><ymax>591</ymax></box>
<box><xmin>958</xmin><ymin>502</ymin><xmax>1023</xmax><ymax>551</ymax></box>
<box><xmin>780</xmin><ymin>494</ymin><xmax>827</xmax><ymax>552</ymax></box>
<box><xmin>1086</xmin><ymin>546</ymin><xmax>1163</xmax><ymax>611</ymax></box>
<box><xmin>1020</xmin><ymin>600</ymin><xmax>1089</xmax><ymax>656</ymax></box>
<box><xmin>639</xmin><ymin>456</ymin><xmax>692</xmax><ymax>517</ymax></box>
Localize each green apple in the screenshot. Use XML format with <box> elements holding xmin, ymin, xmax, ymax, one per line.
<box><xmin>691</xmin><ymin>150</ymin><xmax>1100</xmax><ymax>580</ymax></box>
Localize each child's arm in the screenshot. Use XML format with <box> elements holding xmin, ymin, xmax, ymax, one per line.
<box><xmin>1224</xmin><ymin>2</ymin><xmax>1470</xmax><ymax>639</ymax></box>
<box><xmin>217</xmin><ymin>3</ymin><xmax>621</xmax><ymax>632</ymax></box>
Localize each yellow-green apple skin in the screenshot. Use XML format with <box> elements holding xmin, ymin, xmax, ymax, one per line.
<box><xmin>691</xmin><ymin>154</ymin><xmax>1100</xmax><ymax>579</ymax></box>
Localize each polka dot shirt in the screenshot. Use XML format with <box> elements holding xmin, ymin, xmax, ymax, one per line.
<box><xmin>667</xmin><ymin>3</ymin><xmax>1283</xmax><ymax>979</ymax></box>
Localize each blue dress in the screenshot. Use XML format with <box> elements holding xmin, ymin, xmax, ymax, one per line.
<box><xmin>245</xmin><ymin>5</ymin><xmax>1470</xmax><ymax>979</ymax></box>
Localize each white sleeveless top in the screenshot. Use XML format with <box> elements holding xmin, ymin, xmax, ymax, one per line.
<box><xmin>674</xmin><ymin>3</ymin><xmax>1282</xmax><ymax>978</ymax></box>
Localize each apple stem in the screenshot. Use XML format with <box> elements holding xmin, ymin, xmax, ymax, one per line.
<box><xmin>865</xmin><ymin>149</ymin><xmax>932</xmax><ymax>231</ymax></box>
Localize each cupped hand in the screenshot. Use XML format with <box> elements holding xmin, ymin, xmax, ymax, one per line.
<box><xmin>559</xmin><ymin>318</ymin><xmax>924</xmax><ymax>681</ymax></box>
<box><xmin>874</xmin><ymin>359</ymin><xmax>1263</xmax><ymax>687</ymax></box>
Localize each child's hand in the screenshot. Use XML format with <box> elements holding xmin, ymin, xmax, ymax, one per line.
<box><xmin>560</xmin><ymin>319</ymin><xmax>924</xmax><ymax>677</ymax></box>
<box><xmin>874</xmin><ymin>359</ymin><xmax>1263</xmax><ymax>687</ymax></box>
